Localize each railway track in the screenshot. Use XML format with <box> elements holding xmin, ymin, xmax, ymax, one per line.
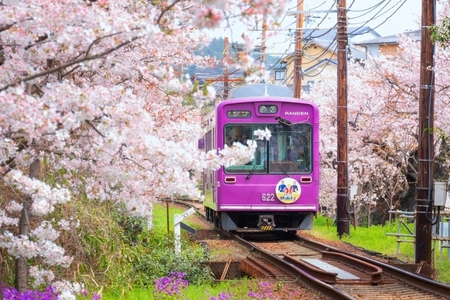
<box><xmin>235</xmin><ymin>231</ymin><xmax>450</xmax><ymax>299</ymax></box>
<box><xmin>177</xmin><ymin>200</ymin><xmax>450</xmax><ymax>299</ymax></box>
<box><xmin>292</xmin><ymin>234</ymin><xmax>450</xmax><ymax>299</ymax></box>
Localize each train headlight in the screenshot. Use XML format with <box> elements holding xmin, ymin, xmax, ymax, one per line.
<box><xmin>258</xmin><ymin>105</ymin><xmax>278</xmax><ymax>114</ymax></box>
<box><xmin>268</xmin><ymin>105</ymin><xmax>278</xmax><ymax>113</ymax></box>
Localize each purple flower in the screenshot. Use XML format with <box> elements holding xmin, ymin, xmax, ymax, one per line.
<box><xmin>153</xmin><ymin>272</ymin><xmax>188</xmax><ymax>298</ymax></box>
<box><xmin>1</xmin><ymin>284</ymin><xmax>58</xmax><ymax>300</ymax></box>
<box><xmin>214</xmin><ymin>292</ymin><xmax>232</xmax><ymax>300</ymax></box>
<box><xmin>247</xmin><ymin>281</ymin><xmax>279</xmax><ymax>300</ymax></box>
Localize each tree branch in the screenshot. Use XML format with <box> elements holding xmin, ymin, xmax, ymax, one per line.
<box><xmin>85</xmin><ymin>120</ymin><xmax>106</xmax><ymax>138</ymax></box>
<box><xmin>0</xmin><ymin>22</ymin><xmax>16</xmax><ymax>33</ymax></box>
<box><xmin>156</xmin><ymin>0</ymin><xmax>184</xmax><ymax>25</ymax></box>
<box><xmin>0</xmin><ymin>34</ymin><xmax>142</xmax><ymax>92</ymax></box>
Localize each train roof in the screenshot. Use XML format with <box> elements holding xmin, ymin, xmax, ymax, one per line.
<box><xmin>227</xmin><ymin>84</ymin><xmax>293</xmax><ymax>99</ymax></box>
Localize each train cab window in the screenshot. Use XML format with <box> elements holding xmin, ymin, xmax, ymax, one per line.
<box><xmin>224</xmin><ymin>124</ymin><xmax>313</xmax><ymax>174</ymax></box>
<box><xmin>224</xmin><ymin>125</ymin><xmax>267</xmax><ymax>173</ymax></box>
<box><xmin>268</xmin><ymin>123</ymin><xmax>312</xmax><ymax>174</ymax></box>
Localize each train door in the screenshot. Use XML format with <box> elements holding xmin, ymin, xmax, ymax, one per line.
<box><xmin>212</xmin><ymin>126</ymin><xmax>218</xmax><ymax>207</ymax></box>
<box><xmin>201</xmin><ymin>127</ymin><xmax>219</xmax><ymax>211</ymax></box>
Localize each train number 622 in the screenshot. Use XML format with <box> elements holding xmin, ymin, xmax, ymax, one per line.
<box><xmin>261</xmin><ymin>193</ymin><xmax>275</xmax><ymax>201</ymax></box>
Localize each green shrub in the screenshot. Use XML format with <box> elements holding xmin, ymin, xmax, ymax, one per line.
<box><xmin>127</xmin><ymin>234</ymin><xmax>213</xmax><ymax>288</ymax></box>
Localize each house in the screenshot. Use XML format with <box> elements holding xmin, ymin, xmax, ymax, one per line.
<box><xmin>353</xmin><ymin>29</ymin><xmax>421</xmax><ymax>58</ymax></box>
<box><xmin>272</xmin><ymin>26</ymin><xmax>378</xmax><ymax>93</ymax></box>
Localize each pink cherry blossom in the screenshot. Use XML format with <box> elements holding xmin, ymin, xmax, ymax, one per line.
<box><xmin>0</xmin><ymin>0</ymin><xmax>289</xmax><ymax>296</ymax></box>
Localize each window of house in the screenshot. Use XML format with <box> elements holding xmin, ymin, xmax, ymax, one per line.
<box><xmin>274</xmin><ymin>71</ymin><xmax>285</xmax><ymax>80</ymax></box>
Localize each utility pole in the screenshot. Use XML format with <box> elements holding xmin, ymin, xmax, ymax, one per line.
<box><xmin>262</xmin><ymin>14</ymin><xmax>267</xmax><ymax>66</ymax></box>
<box><xmin>336</xmin><ymin>0</ymin><xmax>349</xmax><ymax>237</ymax></box>
<box><xmin>415</xmin><ymin>0</ymin><xmax>435</xmax><ymax>266</ymax></box>
<box><xmin>293</xmin><ymin>0</ymin><xmax>304</xmax><ymax>98</ymax></box>
<box><xmin>223</xmin><ymin>37</ymin><xmax>229</xmax><ymax>99</ymax></box>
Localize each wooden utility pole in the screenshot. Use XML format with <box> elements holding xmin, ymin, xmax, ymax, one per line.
<box><xmin>262</xmin><ymin>14</ymin><xmax>267</xmax><ymax>65</ymax></box>
<box><xmin>293</xmin><ymin>0</ymin><xmax>304</xmax><ymax>98</ymax></box>
<box><xmin>224</xmin><ymin>37</ymin><xmax>229</xmax><ymax>99</ymax></box>
<box><xmin>336</xmin><ymin>0</ymin><xmax>349</xmax><ymax>237</ymax></box>
<box><xmin>415</xmin><ymin>0</ymin><xmax>435</xmax><ymax>265</ymax></box>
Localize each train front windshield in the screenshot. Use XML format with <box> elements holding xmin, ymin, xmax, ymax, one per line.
<box><xmin>224</xmin><ymin>124</ymin><xmax>312</xmax><ymax>174</ymax></box>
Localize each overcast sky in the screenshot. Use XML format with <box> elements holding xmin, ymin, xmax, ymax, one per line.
<box><xmin>209</xmin><ymin>0</ymin><xmax>423</xmax><ymax>55</ymax></box>
<box><xmin>314</xmin><ymin>0</ymin><xmax>421</xmax><ymax>36</ymax></box>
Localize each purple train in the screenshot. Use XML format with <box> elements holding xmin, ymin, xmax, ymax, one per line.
<box><xmin>200</xmin><ymin>84</ymin><xmax>320</xmax><ymax>233</ymax></box>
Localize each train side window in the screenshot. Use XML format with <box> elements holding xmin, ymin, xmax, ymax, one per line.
<box><xmin>198</xmin><ymin>138</ymin><xmax>204</xmax><ymax>149</ymax></box>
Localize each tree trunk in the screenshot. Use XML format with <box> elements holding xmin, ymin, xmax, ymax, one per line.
<box><xmin>15</xmin><ymin>159</ymin><xmax>40</xmax><ymax>292</ymax></box>
<box><xmin>353</xmin><ymin>202</ymin><xmax>360</xmax><ymax>227</ymax></box>
<box><xmin>400</xmin><ymin>172</ymin><xmax>417</xmax><ymax>211</ymax></box>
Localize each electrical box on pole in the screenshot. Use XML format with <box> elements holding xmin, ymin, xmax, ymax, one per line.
<box><xmin>434</xmin><ymin>182</ymin><xmax>448</xmax><ymax>207</ymax></box>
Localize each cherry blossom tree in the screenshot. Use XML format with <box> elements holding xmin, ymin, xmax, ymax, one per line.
<box><xmin>431</xmin><ymin>0</ymin><xmax>450</xmax><ymax>49</ymax></box>
<box><xmin>0</xmin><ymin>0</ymin><xmax>285</xmax><ymax>297</ymax></box>
<box><xmin>308</xmin><ymin>0</ymin><xmax>450</xmax><ymax>225</ymax></box>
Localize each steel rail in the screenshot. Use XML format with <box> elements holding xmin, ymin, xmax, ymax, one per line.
<box><xmin>220</xmin><ymin>230</ymin><xmax>355</xmax><ymax>300</ymax></box>
<box><xmin>174</xmin><ymin>200</ymin><xmax>450</xmax><ymax>298</ymax></box>
<box><xmin>296</xmin><ymin>235</ymin><xmax>450</xmax><ymax>298</ymax></box>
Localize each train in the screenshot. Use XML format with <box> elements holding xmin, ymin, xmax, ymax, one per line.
<box><xmin>199</xmin><ymin>83</ymin><xmax>320</xmax><ymax>233</ymax></box>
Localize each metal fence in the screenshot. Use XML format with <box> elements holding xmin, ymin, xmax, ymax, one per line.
<box><xmin>386</xmin><ymin>211</ymin><xmax>450</xmax><ymax>261</ymax></box>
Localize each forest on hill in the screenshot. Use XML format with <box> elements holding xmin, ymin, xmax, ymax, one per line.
<box><xmin>190</xmin><ymin>37</ymin><xmax>283</xmax><ymax>80</ymax></box>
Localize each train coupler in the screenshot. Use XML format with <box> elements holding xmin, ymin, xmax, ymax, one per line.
<box><xmin>257</xmin><ymin>215</ymin><xmax>275</xmax><ymax>231</ymax></box>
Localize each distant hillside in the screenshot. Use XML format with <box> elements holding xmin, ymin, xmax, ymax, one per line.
<box><xmin>196</xmin><ymin>37</ymin><xmax>280</xmax><ymax>65</ymax></box>
<box><xmin>195</xmin><ymin>37</ymin><xmax>235</xmax><ymax>60</ymax></box>
<box><xmin>190</xmin><ymin>37</ymin><xmax>282</xmax><ymax>80</ymax></box>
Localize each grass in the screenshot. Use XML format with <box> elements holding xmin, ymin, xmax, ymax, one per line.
<box><xmin>99</xmin><ymin>202</ymin><xmax>275</xmax><ymax>300</ymax></box>
<box><xmin>309</xmin><ymin>215</ymin><xmax>450</xmax><ymax>284</ymax></box>
<box><xmin>94</xmin><ymin>204</ymin><xmax>450</xmax><ymax>299</ymax></box>
<box><xmin>101</xmin><ymin>279</ymin><xmax>270</xmax><ymax>300</ymax></box>
<box><xmin>309</xmin><ymin>215</ymin><xmax>415</xmax><ymax>258</ymax></box>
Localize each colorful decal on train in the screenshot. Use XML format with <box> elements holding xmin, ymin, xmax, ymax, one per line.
<box><xmin>275</xmin><ymin>178</ymin><xmax>301</xmax><ymax>204</ymax></box>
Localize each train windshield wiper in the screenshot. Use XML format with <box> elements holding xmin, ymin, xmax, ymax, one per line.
<box><xmin>274</xmin><ymin>161</ymin><xmax>290</xmax><ymax>177</ymax></box>
<box><xmin>245</xmin><ymin>151</ymin><xmax>267</xmax><ymax>179</ymax></box>
<box><xmin>246</xmin><ymin>163</ymin><xmax>259</xmax><ymax>179</ymax></box>
<box><xmin>267</xmin><ymin>152</ymin><xmax>290</xmax><ymax>177</ymax></box>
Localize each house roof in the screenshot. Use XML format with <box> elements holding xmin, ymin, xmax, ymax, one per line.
<box><xmin>300</xmin><ymin>26</ymin><xmax>380</xmax><ymax>44</ymax></box>
<box><xmin>290</xmin><ymin>37</ymin><xmax>366</xmax><ymax>62</ymax></box>
<box><xmin>302</xmin><ymin>58</ymin><xmax>337</xmax><ymax>75</ymax></box>
<box><xmin>349</xmin><ymin>46</ymin><xmax>366</xmax><ymax>60</ymax></box>
<box><xmin>227</xmin><ymin>84</ymin><xmax>293</xmax><ymax>98</ymax></box>
<box><xmin>354</xmin><ymin>29</ymin><xmax>421</xmax><ymax>45</ymax></box>
<box><xmin>299</xmin><ymin>26</ymin><xmax>375</xmax><ymax>60</ymax></box>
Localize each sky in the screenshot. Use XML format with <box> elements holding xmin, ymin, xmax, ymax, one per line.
<box><xmin>209</xmin><ymin>0</ymin><xmax>422</xmax><ymax>55</ymax></box>
<box><xmin>309</xmin><ymin>0</ymin><xmax>422</xmax><ymax>36</ymax></box>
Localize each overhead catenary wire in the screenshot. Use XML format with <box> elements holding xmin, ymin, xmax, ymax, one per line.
<box><xmin>346</xmin><ymin>0</ymin><xmax>410</xmax><ymax>36</ymax></box>
<box><xmin>222</xmin><ymin>0</ymin><xmax>416</xmax><ymax>92</ymax></box>
<box><xmin>289</xmin><ymin>0</ymin><xmax>414</xmax><ymax>84</ymax></box>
